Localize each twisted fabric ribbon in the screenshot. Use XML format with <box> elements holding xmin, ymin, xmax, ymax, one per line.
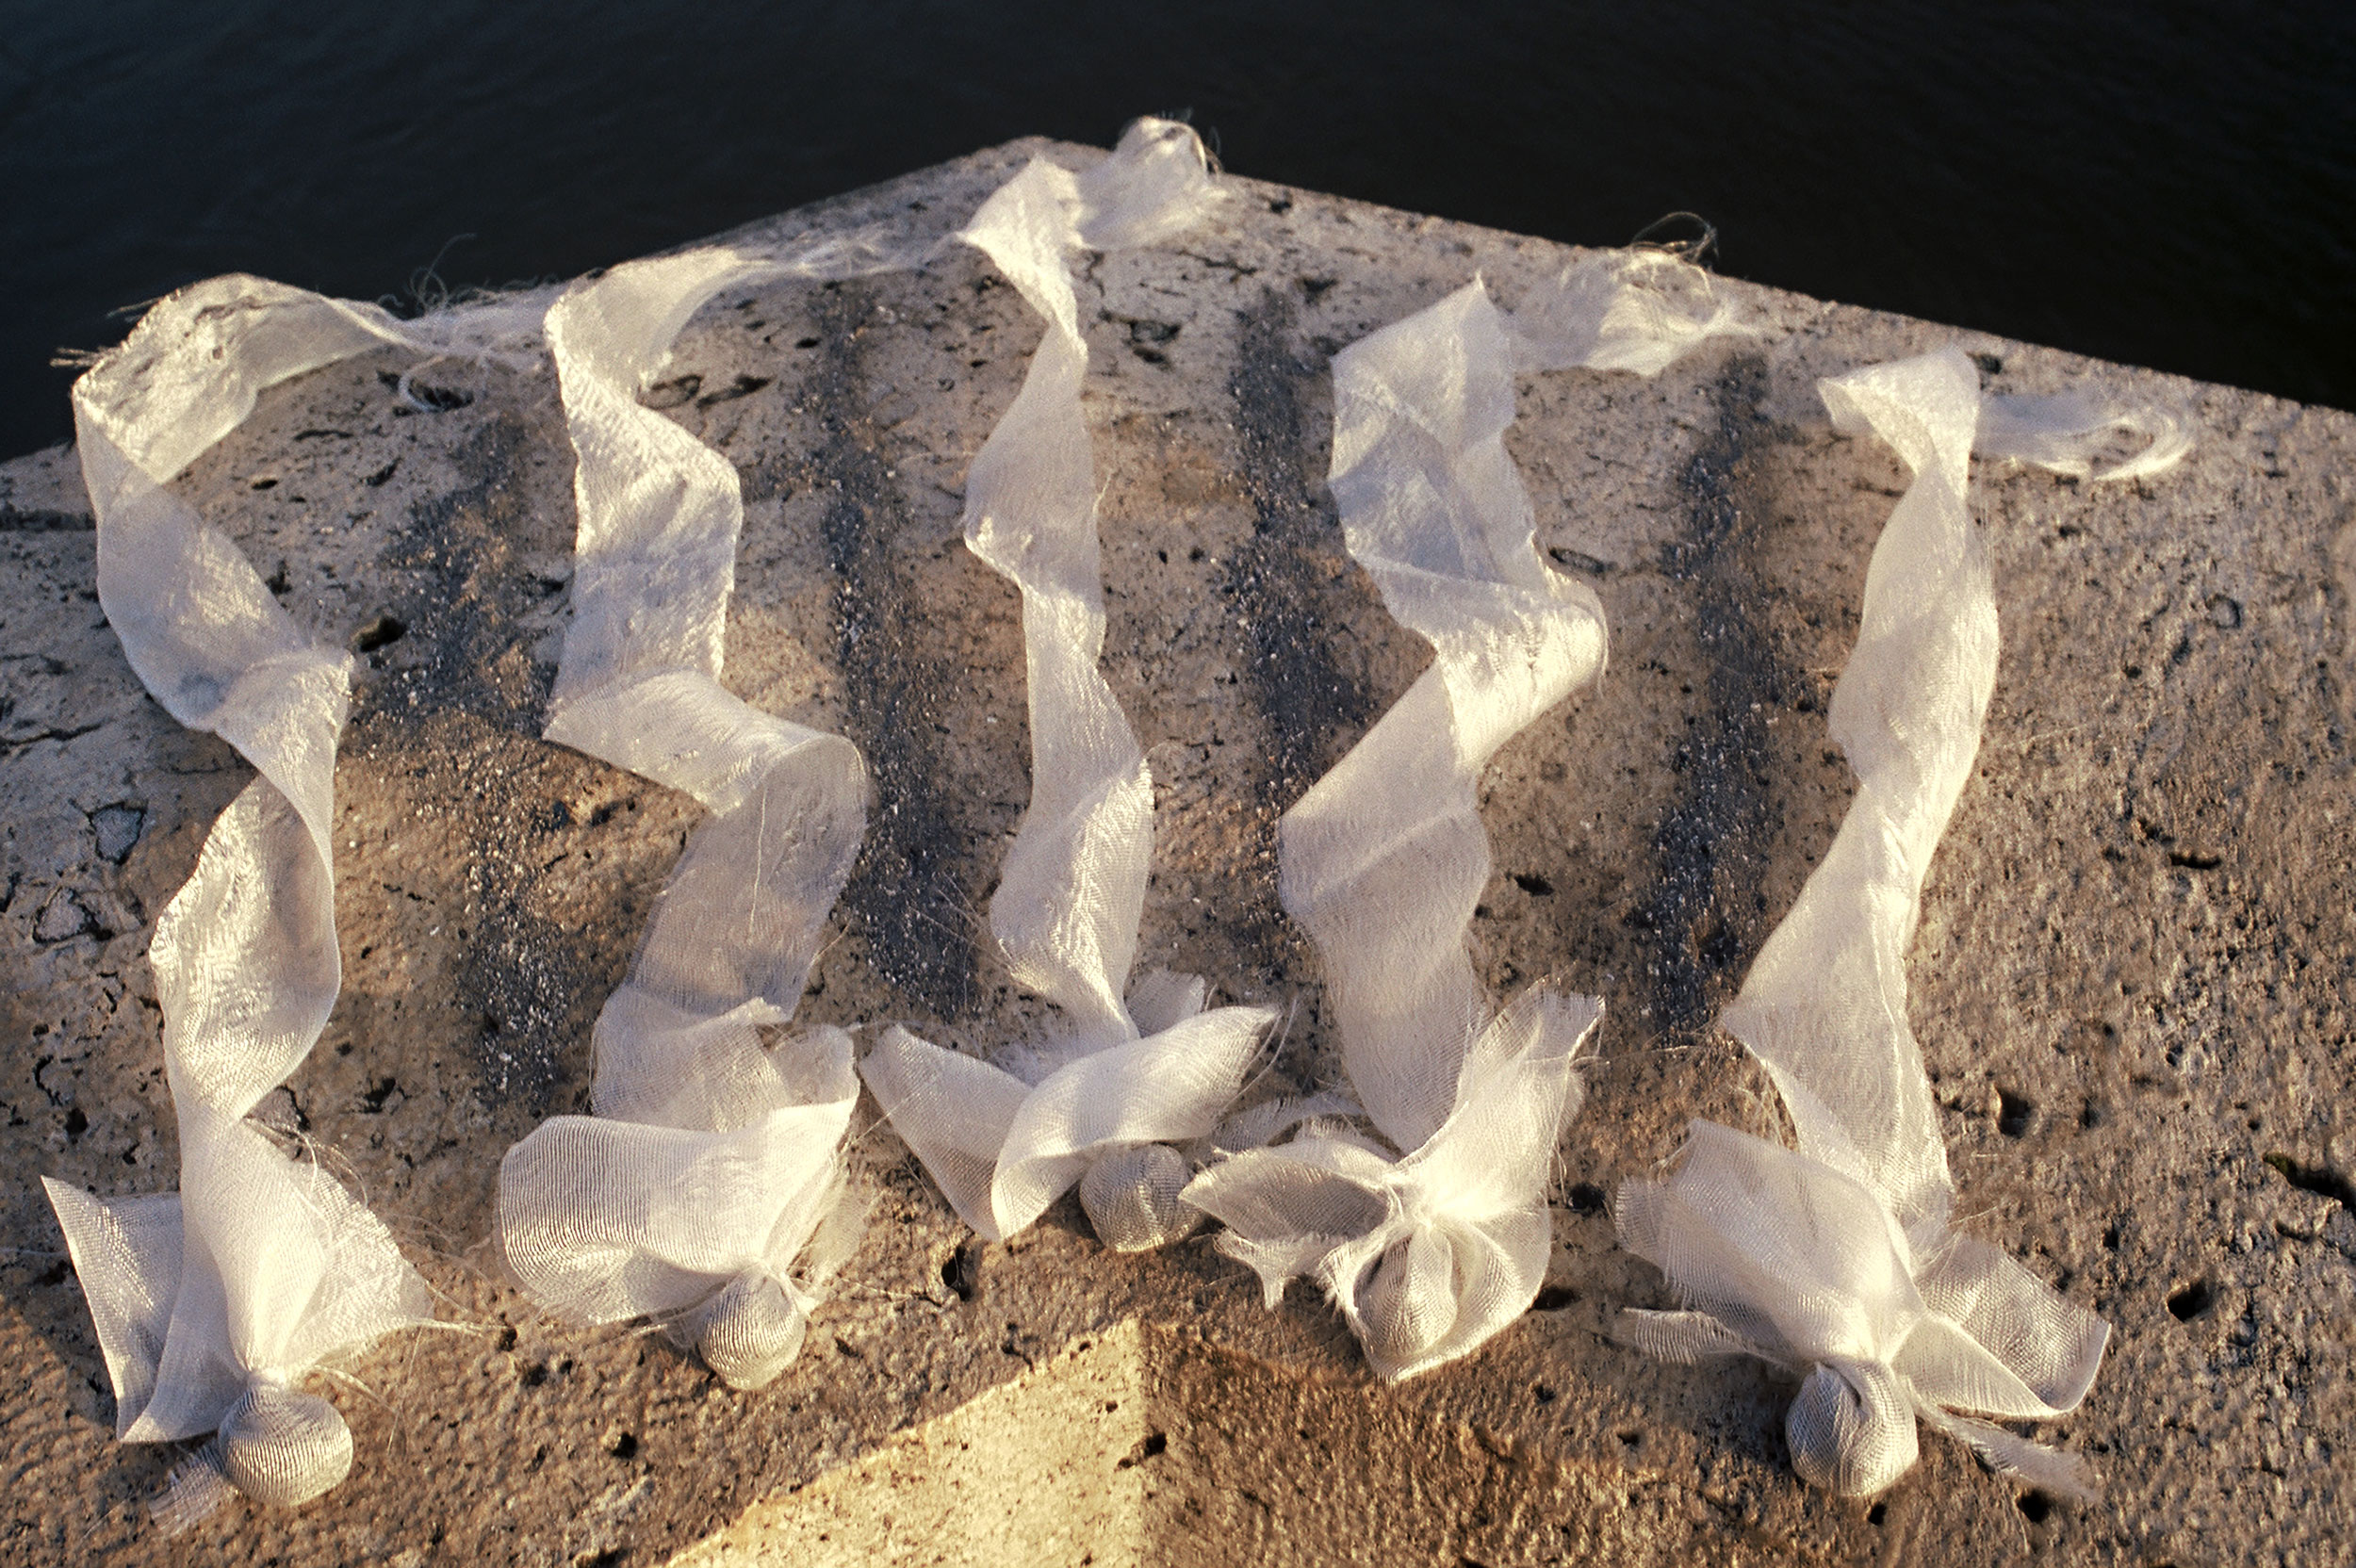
<box><xmin>1183</xmin><ymin>267</ymin><xmax>1743</xmax><ymax>1380</ymax></box>
<box><xmin>490</xmin><ymin>232</ymin><xmax>931</xmax><ymax>1389</ymax></box>
<box><xmin>860</xmin><ymin>122</ymin><xmax>1280</xmax><ymax>1251</ymax></box>
<box><xmin>1613</xmin><ymin>347</ymin><xmax>2171</xmax><ymax>1498</ymax></box>
<box><xmin>43</xmin><ymin>278</ymin><xmax>543</xmax><ymax>1522</ymax></box>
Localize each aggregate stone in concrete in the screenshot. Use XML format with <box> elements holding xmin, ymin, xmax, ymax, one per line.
<box><xmin>1</xmin><ymin>137</ymin><xmax>2350</xmax><ymax>1567</ymax></box>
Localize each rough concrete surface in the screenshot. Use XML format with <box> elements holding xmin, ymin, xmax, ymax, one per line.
<box><xmin>2</xmin><ymin>138</ymin><xmax>2350</xmax><ymax>1566</ymax></box>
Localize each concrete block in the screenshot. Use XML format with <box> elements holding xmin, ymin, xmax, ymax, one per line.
<box><xmin>3</xmin><ymin>136</ymin><xmax>2350</xmax><ymax>1565</ymax></box>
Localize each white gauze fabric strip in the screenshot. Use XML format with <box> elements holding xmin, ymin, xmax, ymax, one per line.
<box><xmin>1182</xmin><ymin>265</ymin><xmax>1742</xmax><ymax>1382</ymax></box>
<box><xmin>493</xmin><ymin>234</ymin><xmax>924</xmax><ymax>1391</ymax></box>
<box><xmin>44</xmin><ymin>277</ymin><xmax>542</xmax><ymax>1520</ymax></box>
<box><xmin>1613</xmin><ymin>346</ymin><xmax>2122</xmax><ymax>1500</ymax></box>
<box><xmin>1976</xmin><ymin>385</ymin><xmax>2191</xmax><ymax>483</ymax></box>
<box><xmin>860</xmin><ymin>122</ymin><xmax>1279</xmax><ymax>1253</ymax></box>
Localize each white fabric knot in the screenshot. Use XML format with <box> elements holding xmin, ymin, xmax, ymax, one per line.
<box><xmin>1187</xmin><ymin>252</ymin><xmax>1742</xmax><ymax>1379</ymax></box>
<box><xmin>143</xmin><ymin>1378</ymin><xmax>361</xmax><ymax>1536</ymax></box>
<box><xmin>865</xmin><ymin>975</ymin><xmax>1277</xmax><ymax>1247</ymax></box>
<box><xmin>1615</xmin><ymin>1120</ymin><xmax>2108</xmax><ymax>1498</ymax></box>
<box><xmin>499</xmin><ymin>1027</ymin><xmax>864</xmax><ymax>1389</ymax></box>
<box><xmin>1185</xmin><ymin>987</ymin><xmax>1598</xmax><ymax>1380</ymax></box>
<box><xmin>45</xmin><ymin>275</ymin><xmax>491</xmax><ymax>1525</ymax></box>
<box><xmin>42</xmin><ymin>1105</ymin><xmax>433</xmax><ymax>1529</ymax></box>
<box><xmin>688</xmin><ymin>1272</ymin><xmax>817</xmax><ymax>1393</ymax></box>
<box><xmin>1615</xmin><ymin>349</ymin><xmax>2139</xmax><ymax>1498</ymax></box>
<box><xmin>213</xmin><ymin>1380</ymin><xmax>355</xmax><ymax>1511</ymax></box>
<box><xmin>865</xmin><ymin>122</ymin><xmax>1265</xmax><ymax>1250</ymax></box>
<box><xmin>1078</xmin><ymin>1142</ymin><xmax>1201</xmax><ymax>1251</ymax></box>
<box><xmin>491</xmin><ymin>222</ymin><xmax>930</xmax><ymax>1383</ymax></box>
<box><xmin>1788</xmin><ymin>1359</ymin><xmax>1920</xmax><ymax>1498</ymax></box>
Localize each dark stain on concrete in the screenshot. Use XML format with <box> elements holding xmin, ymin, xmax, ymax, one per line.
<box><xmin>763</xmin><ymin>282</ymin><xmax>979</xmax><ymax>1019</ymax></box>
<box><xmin>1634</xmin><ymin>353</ymin><xmax>1792</xmax><ymax>1036</ymax></box>
<box><xmin>0</xmin><ymin>505</ymin><xmax>92</xmax><ymax>533</ymax></box>
<box><xmin>1217</xmin><ymin>288</ymin><xmax>1378</xmax><ymax>968</ymax></box>
<box><xmin>349</xmin><ymin>415</ymin><xmax>615</xmax><ymax>1114</ymax></box>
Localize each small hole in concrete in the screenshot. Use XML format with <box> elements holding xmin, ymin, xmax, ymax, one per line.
<box><xmin>696</xmin><ymin>373</ymin><xmax>771</xmax><ymax>408</ymax></box>
<box><xmin>1532</xmin><ymin>1383</ymin><xmax>1557</xmax><ymax>1404</ymax></box>
<box><xmin>1867</xmin><ymin>1501</ymin><xmax>1887</xmax><ymax>1526</ymax></box>
<box><xmin>608</xmin><ymin>1431</ymin><xmax>638</xmax><ymax>1460</ymax></box>
<box><xmin>1696</xmin><ymin>917</ymin><xmax>1740</xmax><ymax>970</ymax></box>
<box><xmin>62</xmin><ymin>1109</ymin><xmax>87</xmax><ymax>1138</ymax></box>
<box><xmin>639</xmin><ymin>374</ymin><xmax>702</xmax><ymax>411</ymax></box>
<box><xmin>1511</xmin><ymin>873</ymin><xmax>1554</xmax><ymax>896</ymax></box>
<box><xmin>2167</xmin><ymin>1279</ymin><xmax>2217</xmax><ymax>1321</ymax></box>
<box><xmin>2264</xmin><ymin>1152</ymin><xmax>2356</xmax><ymax>1208</ymax></box>
<box><xmin>942</xmin><ymin>1241</ymin><xmax>980</xmax><ymax>1302</ymax></box>
<box><xmin>2017</xmin><ymin>1489</ymin><xmax>2053</xmax><ymax>1524</ymax></box>
<box><xmin>1565</xmin><ymin>1182</ymin><xmax>1608</xmax><ymax>1216</ymax></box>
<box><xmin>1530</xmin><ymin>1285</ymin><xmax>1579</xmax><ymax>1313</ymax></box>
<box><xmin>1616</xmin><ymin>1429</ymin><xmax>1641</xmax><ymax>1447</ymax></box>
<box><xmin>1116</xmin><ymin>1431</ymin><xmax>1168</xmax><ymax>1470</ymax></box>
<box><xmin>1997</xmin><ymin>1089</ymin><xmax>2036</xmax><ymax>1138</ymax></box>
<box><xmin>352</xmin><ymin>613</ymin><xmax>406</xmax><ymax>654</ymax></box>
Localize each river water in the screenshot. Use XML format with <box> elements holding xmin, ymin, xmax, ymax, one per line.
<box><xmin>5</xmin><ymin>1</ymin><xmax>2350</xmax><ymax>454</ymax></box>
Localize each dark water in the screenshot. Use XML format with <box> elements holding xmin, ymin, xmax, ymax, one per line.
<box><xmin>6</xmin><ymin>2</ymin><xmax>2351</xmax><ymax>456</ymax></box>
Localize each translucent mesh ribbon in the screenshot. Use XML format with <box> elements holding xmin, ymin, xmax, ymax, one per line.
<box><xmin>1186</xmin><ymin>270</ymin><xmax>1735</xmax><ymax>1380</ymax></box>
<box><xmin>1510</xmin><ymin>246</ymin><xmax>1757</xmax><ymax>376</ymax></box>
<box><xmin>492</xmin><ymin>235</ymin><xmax>925</xmax><ymax>1389</ymax></box>
<box><xmin>860</xmin><ymin>121</ymin><xmax>1279</xmax><ymax>1251</ymax></box>
<box><xmin>41</xmin><ymin>278</ymin><xmax>539</xmax><ymax>1520</ymax></box>
<box><xmin>1614</xmin><ymin>348</ymin><xmax>2125</xmax><ymax>1498</ymax></box>
<box><xmin>1977</xmin><ymin>386</ymin><xmax>2191</xmax><ymax>483</ymax></box>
